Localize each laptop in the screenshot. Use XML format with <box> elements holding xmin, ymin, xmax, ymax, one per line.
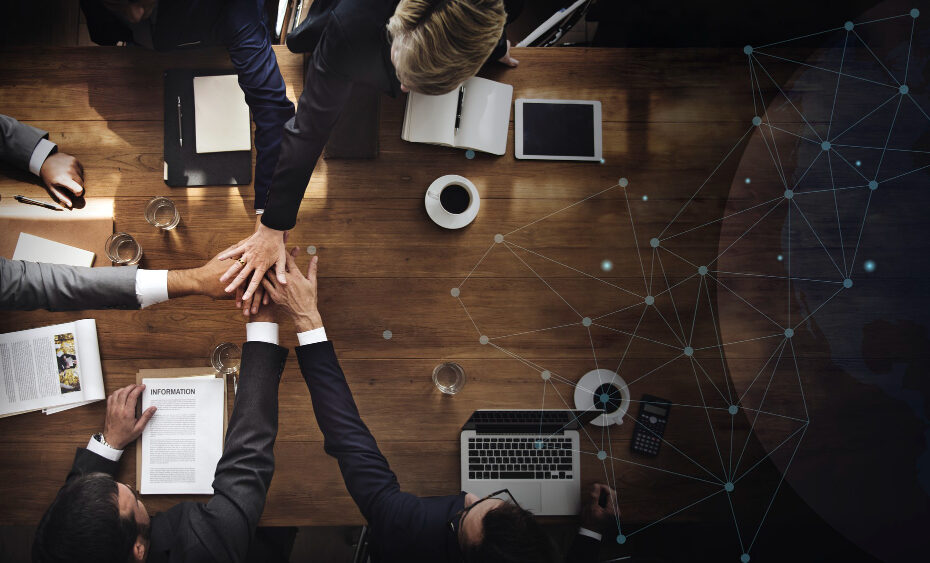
<box><xmin>460</xmin><ymin>409</ymin><xmax>601</xmax><ymax>516</ymax></box>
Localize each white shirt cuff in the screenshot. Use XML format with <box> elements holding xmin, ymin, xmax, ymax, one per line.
<box><xmin>87</xmin><ymin>435</ymin><xmax>123</xmax><ymax>461</ymax></box>
<box><xmin>297</xmin><ymin>327</ymin><xmax>328</xmax><ymax>346</ymax></box>
<box><xmin>255</xmin><ymin>209</ymin><xmax>264</xmax><ymax>215</ymax></box>
<box><xmin>28</xmin><ymin>138</ymin><xmax>57</xmax><ymax>176</ymax></box>
<box><xmin>577</xmin><ymin>527</ymin><xmax>602</xmax><ymax>541</ymax></box>
<box><xmin>135</xmin><ymin>269</ymin><xmax>169</xmax><ymax>308</ymax></box>
<box><xmin>247</xmin><ymin>322</ymin><xmax>279</xmax><ymax>345</ymax></box>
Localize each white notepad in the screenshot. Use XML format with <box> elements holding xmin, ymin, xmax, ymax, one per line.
<box><xmin>12</xmin><ymin>232</ymin><xmax>95</xmax><ymax>267</ymax></box>
<box><xmin>193</xmin><ymin>74</ymin><xmax>251</xmax><ymax>154</ymax></box>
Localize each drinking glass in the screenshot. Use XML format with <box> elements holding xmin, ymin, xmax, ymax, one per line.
<box><xmin>432</xmin><ymin>362</ymin><xmax>466</xmax><ymax>394</ymax></box>
<box><xmin>211</xmin><ymin>342</ymin><xmax>241</xmax><ymax>375</ymax></box>
<box><xmin>144</xmin><ymin>196</ymin><xmax>180</xmax><ymax>230</ymax></box>
<box><xmin>105</xmin><ymin>232</ymin><xmax>142</xmax><ymax>265</ymax></box>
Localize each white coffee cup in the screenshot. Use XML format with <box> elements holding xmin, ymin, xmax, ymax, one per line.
<box><xmin>425</xmin><ymin>175</ymin><xmax>480</xmax><ymax>229</ymax></box>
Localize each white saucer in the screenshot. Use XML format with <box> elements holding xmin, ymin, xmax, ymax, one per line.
<box><xmin>573</xmin><ymin>369</ymin><xmax>630</xmax><ymax>426</ymax></box>
<box><xmin>425</xmin><ymin>175</ymin><xmax>480</xmax><ymax>229</ymax></box>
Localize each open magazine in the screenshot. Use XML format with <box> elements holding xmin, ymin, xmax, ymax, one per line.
<box><xmin>0</xmin><ymin>319</ymin><xmax>104</xmax><ymax>417</ymax></box>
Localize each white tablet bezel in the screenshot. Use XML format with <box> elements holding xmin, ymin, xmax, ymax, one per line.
<box><xmin>515</xmin><ymin>99</ymin><xmax>602</xmax><ymax>161</ymax></box>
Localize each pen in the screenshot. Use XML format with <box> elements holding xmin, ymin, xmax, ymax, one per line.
<box><xmin>14</xmin><ymin>195</ymin><xmax>63</xmax><ymax>211</ymax></box>
<box><xmin>177</xmin><ymin>96</ymin><xmax>183</xmax><ymax>147</ymax></box>
<box><xmin>454</xmin><ymin>85</ymin><xmax>465</xmax><ymax>132</ymax></box>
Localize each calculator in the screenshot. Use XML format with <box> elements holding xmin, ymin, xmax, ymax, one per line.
<box><xmin>630</xmin><ymin>394</ymin><xmax>671</xmax><ymax>456</ymax></box>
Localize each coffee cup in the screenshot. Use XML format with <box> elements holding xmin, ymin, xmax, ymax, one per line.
<box><xmin>425</xmin><ymin>175</ymin><xmax>480</xmax><ymax>229</ymax></box>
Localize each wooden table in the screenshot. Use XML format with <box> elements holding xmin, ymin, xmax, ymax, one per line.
<box><xmin>0</xmin><ymin>46</ymin><xmax>793</xmax><ymax>527</ymax></box>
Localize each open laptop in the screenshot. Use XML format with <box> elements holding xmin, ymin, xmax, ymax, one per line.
<box><xmin>460</xmin><ymin>409</ymin><xmax>601</xmax><ymax>516</ymax></box>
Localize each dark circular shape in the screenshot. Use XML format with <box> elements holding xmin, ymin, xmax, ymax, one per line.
<box><xmin>593</xmin><ymin>383</ymin><xmax>623</xmax><ymax>414</ymax></box>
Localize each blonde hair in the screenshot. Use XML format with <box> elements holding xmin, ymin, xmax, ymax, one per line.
<box><xmin>387</xmin><ymin>0</ymin><xmax>507</xmax><ymax>95</ymax></box>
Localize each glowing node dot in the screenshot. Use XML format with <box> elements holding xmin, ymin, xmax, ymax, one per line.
<box><xmin>465</xmin><ymin>149</ymin><xmax>475</xmax><ymax>159</ymax></box>
<box><xmin>743</xmin><ymin>45</ymin><xmax>753</xmax><ymax>55</ymax></box>
<box><xmin>899</xmin><ymin>84</ymin><xmax>909</xmax><ymax>95</ymax></box>
<box><xmin>619</xmin><ymin>177</ymin><xmax>629</xmax><ymax>187</ymax></box>
<box><xmin>855</xmin><ymin>160</ymin><xmax>862</xmax><ymax>167</ymax></box>
<box><xmin>741</xmin><ymin>554</ymin><xmax>750</xmax><ymax>563</ymax></box>
<box><xmin>642</xmin><ymin>195</ymin><xmax>649</xmax><ymax>201</ymax></box>
<box><xmin>306</xmin><ymin>245</ymin><xmax>317</xmax><ymax>255</ymax></box>
<box><xmin>534</xmin><ymin>440</ymin><xmax>544</xmax><ymax>449</ymax></box>
<box><xmin>645</xmin><ymin>295</ymin><xmax>655</xmax><ymax>306</ymax></box>
<box><xmin>450</xmin><ymin>287</ymin><xmax>460</xmax><ymax>298</ymax></box>
<box><xmin>725</xmin><ymin>482</ymin><xmax>734</xmax><ymax>492</ymax></box>
<box><xmin>911</xmin><ymin>8</ymin><xmax>920</xmax><ymax>18</ymax></box>
<box><xmin>617</xmin><ymin>534</ymin><xmax>627</xmax><ymax>545</ymax></box>
<box><xmin>650</xmin><ymin>237</ymin><xmax>660</xmax><ymax>248</ymax></box>
<box><xmin>821</xmin><ymin>141</ymin><xmax>831</xmax><ymax>151</ymax></box>
<box><xmin>599</xmin><ymin>393</ymin><xmax>610</xmax><ymax>405</ymax></box>
<box><xmin>864</xmin><ymin>260</ymin><xmax>876</xmax><ymax>272</ymax></box>
<box><xmin>601</xmin><ymin>259</ymin><xmax>614</xmax><ymax>272</ymax></box>
<box><xmin>844</xmin><ymin>21</ymin><xmax>854</xmax><ymax>30</ymax></box>
<box><xmin>541</xmin><ymin>370</ymin><xmax>551</xmax><ymax>381</ymax></box>
<box><xmin>599</xmin><ymin>158</ymin><xmax>605</xmax><ymax>164</ymax></box>
<box><xmin>382</xmin><ymin>330</ymin><xmax>393</xmax><ymax>340</ymax></box>
<box><xmin>494</xmin><ymin>234</ymin><xmax>504</xmax><ymax>243</ymax></box>
<box><xmin>698</xmin><ymin>265</ymin><xmax>708</xmax><ymax>276</ymax></box>
<box><xmin>479</xmin><ymin>335</ymin><xmax>489</xmax><ymax>345</ymax></box>
<box><xmin>843</xmin><ymin>278</ymin><xmax>853</xmax><ymax>289</ymax></box>
<box><xmin>784</xmin><ymin>328</ymin><xmax>794</xmax><ymax>338</ymax></box>
<box><xmin>582</xmin><ymin>317</ymin><xmax>592</xmax><ymax>327</ymax></box>
<box><xmin>777</xmin><ymin>254</ymin><xmax>783</xmax><ymax>261</ymax></box>
<box><xmin>744</xmin><ymin>177</ymin><xmax>751</xmax><ymax>184</ymax></box>
<box><xmin>869</xmin><ymin>180</ymin><xmax>878</xmax><ymax>190</ymax></box>
<box><xmin>752</xmin><ymin>116</ymin><xmax>762</xmax><ymax>126</ymax></box>
<box><xmin>728</xmin><ymin>405</ymin><xmax>739</xmax><ymax>415</ymax></box>
<box><xmin>684</xmin><ymin>346</ymin><xmax>694</xmax><ymax>357</ymax></box>
<box><xmin>784</xmin><ymin>189</ymin><xmax>794</xmax><ymax>199</ymax></box>
<box><xmin>597</xmin><ymin>450</ymin><xmax>607</xmax><ymax>460</ymax></box>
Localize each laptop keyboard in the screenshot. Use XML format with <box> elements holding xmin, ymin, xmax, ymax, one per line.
<box><xmin>467</xmin><ymin>436</ymin><xmax>574</xmax><ymax>480</ymax></box>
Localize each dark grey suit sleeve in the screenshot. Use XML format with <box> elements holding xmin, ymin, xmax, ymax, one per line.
<box><xmin>0</xmin><ymin>257</ymin><xmax>140</xmax><ymax>311</ymax></box>
<box><xmin>0</xmin><ymin>113</ymin><xmax>48</xmax><ymax>172</ymax></box>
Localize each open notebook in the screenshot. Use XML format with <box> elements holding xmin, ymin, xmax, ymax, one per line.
<box><xmin>402</xmin><ymin>77</ymin><xmax>513</xmax><ymax>156</ymax></box>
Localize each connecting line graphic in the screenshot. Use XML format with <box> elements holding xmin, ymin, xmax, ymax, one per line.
<box><xmin>445</xmin><ymin>9</ymin><xmax>925</xmax><ymax>562</ymax></box>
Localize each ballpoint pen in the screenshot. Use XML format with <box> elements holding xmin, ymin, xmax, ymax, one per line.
<box><xmin>454</xmin><ymin>85</ymin><xmax>465</xmax><ymax>132</ymax></box>
<box><xmin>177</xmin><ymin>96</ymin><xmax>183</xmax><ymax>147</ymax></box>
<box><xmin>14</xmin><ymin>195</ymin><xmax>63</xmax><ymax>211</ymax></box>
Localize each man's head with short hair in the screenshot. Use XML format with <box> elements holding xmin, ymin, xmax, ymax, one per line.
<box><xmin>457</xmin><ymin>492</ymin><xmax>554</xmax><ymax>563</ymax></box>
<box><xmin>33</xmin><ymin>473</ymin><xmax>151</xmax><ymax>563</ymax></box>
<box><xmin>387</xmin><ymin>0</ymin><xmax>507</xmax><ymax>95</ymax></box>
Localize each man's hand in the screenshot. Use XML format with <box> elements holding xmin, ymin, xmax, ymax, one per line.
<box><xmin>262</xmin><ymin>247</ymin><xmax>322</xmax><ymax>332</ymax></box>
<box><xmin>218</xmin><ymin>219</ymin><xmax>288</xmax><ymax>302</ymax></box>
<box><xmin>580</xmin><ymin>483</ymin><xmax>620</xmax><ymax>532</ymax></box>
<box><xmin>39</xmin><ymin>151</ymin><xmax>84</xmax><ymax>209</ymax></box>
<box><xmin>498</xmin><ymin>40</ymin><xmax>519</xmax><ymax>67</ymax></box>
<box><xmin>102</xmin><ymin>384</ymin><xmax>156</xmax><ymax>450</ymax></box>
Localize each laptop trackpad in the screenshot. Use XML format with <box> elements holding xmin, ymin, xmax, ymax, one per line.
<box><xmin>502</xmin><ymin>482</ymin><xmax>543</xmax><ymax>514</ymax></box>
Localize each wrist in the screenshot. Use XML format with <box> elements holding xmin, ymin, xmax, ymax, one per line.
<box><xmin>167</xmin><ymin>268</ymin><xmax>199</xmax><ymax>298</ymax></box>
<box><xmin>295</xmin><ymin>312</ymin><xmax>323</xmax><ymax>332</ymax></box>
<box><xmin>100</xmin><ymin>432</ymin><xmax>125</xmax><ymax>450</ymax></box>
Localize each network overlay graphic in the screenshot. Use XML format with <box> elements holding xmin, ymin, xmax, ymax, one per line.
<box><xmin>452</xmin><ymin>8</ymin><xmax>927</xmax><ymax>561</ymax></box>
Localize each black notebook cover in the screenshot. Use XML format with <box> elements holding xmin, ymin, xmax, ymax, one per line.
<box><xmin>164</xmin><ymin>69</ymin><xmax>252</xmax><ymax>187</ymax></box>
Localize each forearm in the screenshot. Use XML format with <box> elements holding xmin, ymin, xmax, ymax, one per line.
<box><xmin>0</xmin><ymin>258</ymin><xmax>139</xmax><ymax>311</ymax></box>
<box><xmin>261</xmin><ymin>53</ymin><xmax>352</xmax><ymax>230</ymax></box>
<box><xmin>166</xmin><ymin>268</ymin><xmax>201</xmax><ymax>298</ymax></box>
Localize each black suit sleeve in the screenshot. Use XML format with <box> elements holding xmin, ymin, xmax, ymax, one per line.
<box><xmin>64</xmin><ymin>447</ymin><xmax>121</xmax><ymax>485</ymax></box>
<box><xmin>177</xmin><ymin>341</ymin><xmax>287</xmax><ymax>561</ymax></box>
<box><xmin>564</xmin><ymin>532</ymin><xmax>602</xmax><ymax>562</ymax></box>
<box><xmin>296</xmin><ymin>341</ymin><xmax>462</xmax><ymax>558</ymax></box>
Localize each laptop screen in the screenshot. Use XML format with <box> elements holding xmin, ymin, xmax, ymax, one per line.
<box><xmin>463</xmin><ymin>409</ymin><xmax>602</xmax><ymax>434</ymax></box>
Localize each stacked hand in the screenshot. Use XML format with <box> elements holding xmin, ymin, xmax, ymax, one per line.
<box><xmin>261</xmin><ymin>247</ymin><xmax>322</xmax><ymax>332</ymax></box>
<box><xmin>580</xmin><ymin>483</ymin><xmax>620</xmax><ymax>532</ymax></box>
<box><xmin>217</xmin><ymin>219</ymin><xmax>289</xmax><ymax>316</ymax></box>
<box><xmin>102</xmin><ymin>384</ymin><xmax>157</xmax><ymax>450</ymax></box>
<box><xmin>39</xmin><ymin>151</ymin><xmax>84</xmax><ymax>209</ymax></box>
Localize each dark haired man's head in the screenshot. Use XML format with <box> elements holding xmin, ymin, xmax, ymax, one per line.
<box><xmin>459</xmin><ymin>493</ymin><xmax>553</xmax><ymax>563</ymax></box>
<box><xmin>33</xmin><ymin>473</ymin><xmax>151</xmax><ymax>563</ymax></box>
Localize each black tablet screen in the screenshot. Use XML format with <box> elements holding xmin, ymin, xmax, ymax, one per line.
<box><xmin>522</xmin><ymin>103</ymin><xmax>595</xmax><ymax>157</ymax></box>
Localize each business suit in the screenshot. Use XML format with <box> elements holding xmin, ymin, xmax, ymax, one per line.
<box><xmin>297</xmin><ymin>340</ymin><xmax>603</xmax><ymax>562</ymax></box>
<box><xmin>54</xmin><ymin>341</ymin><xmax>287</xmax><ymax>563</ymax></box>
<box><xmin>81</xmin><ymin>0</ymin><xmax>295</xmax><ymax>210</ymax></box>
<box><xmin>0</xmin><ymin>257</ymin><xmax>139</xmax><ymax>311</ymax></box>
<box><xmin>0</xmin><ymin>114</ymin><xmax>49</xmax><ymax>172</ymax></box>
<box><xmin>261</xmin><ymin>0</ymin><xmax>518</xmax><ymax>231</ymax></box>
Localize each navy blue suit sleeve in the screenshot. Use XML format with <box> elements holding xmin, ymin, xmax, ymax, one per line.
<box><xmin>296</xmin><ymin>341</ymin><xmax>463</xmax><ymax>558</ymax></box>
<box><xmin>221</xmin><ymin>0</ymin><xmax>295</xmax><ymax>210</ymax></box>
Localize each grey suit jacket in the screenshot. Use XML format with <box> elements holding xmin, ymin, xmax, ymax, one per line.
<box><xmin>0</xmin><ymin>113</ymin><xmax>48</xmax><ymax>172</ymax></box>
<box><xmin>0</xmin><ymin>257</ymin><xmax>139</xmax><ymax>311</ymax></box>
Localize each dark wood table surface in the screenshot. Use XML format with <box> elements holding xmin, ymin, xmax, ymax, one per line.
<box><xmin>0</xmin><ymin>45</ymin><xmax>793</xmax><ymax>527</ymax></box>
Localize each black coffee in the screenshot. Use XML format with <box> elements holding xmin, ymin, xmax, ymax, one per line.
<box><xmin>440</xmin><ymin>184</ymin><xmax>470</xmax><ymax>214</ymax></box>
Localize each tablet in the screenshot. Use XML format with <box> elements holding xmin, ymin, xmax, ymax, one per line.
<box><xmin>515</xmin><ymin>99</ymin><xmax>602</xmax><ymax>161</ymax></box>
